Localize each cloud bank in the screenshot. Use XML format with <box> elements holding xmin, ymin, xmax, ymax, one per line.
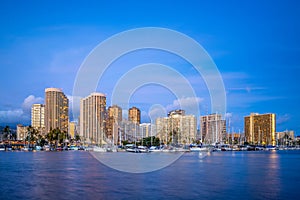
<box><xmin>0</xmin><ymin>95</ymin><xmax>43</xmax><ymax>126</ymax></box>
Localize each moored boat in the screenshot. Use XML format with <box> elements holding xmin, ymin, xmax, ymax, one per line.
<box><xmin>0</xmin><ymin>144</ymin><xmax>5</xmax><ymax>151</ymax></box>
<box><xmin>93</xmin><ymin>146</ymin><xmax>107</xmax><ymax>152</ymax></box>
<box><xmin>126</xmin><ymin>147</ymin><xmax>141</xmax><ymax>153</ymax></box>
<box><xmin>138</xmin><ymin>146</ymin><xmax>149</xmax><ymax>153</ymax></box>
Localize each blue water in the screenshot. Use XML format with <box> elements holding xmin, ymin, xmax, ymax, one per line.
<box><xmin>0</xmin><ymin>151</ymin><xmax>300</xmax><ymax>200</ymax></box>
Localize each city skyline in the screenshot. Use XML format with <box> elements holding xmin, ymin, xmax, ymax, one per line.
<box><xmin>0</xmin><ymin>1</ymin><xmax>299</xmax><ymax>135</ymax></box>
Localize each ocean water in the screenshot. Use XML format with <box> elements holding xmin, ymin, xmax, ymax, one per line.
<box><xmin>0</xmin><ymin>150</ymin><xmax>299</xmax><ymax>200</ymax></box>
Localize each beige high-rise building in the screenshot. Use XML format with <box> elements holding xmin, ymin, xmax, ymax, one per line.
<box><xmin>155</xmin><ymin>117</ymin><xmax>169</xmax><ymax>142</ymax></box>
<box><xmin>128</xmin><ymin>107</ymin><xmax>141</xmax><ymax>124</ymax></box>
<box><xmin>31</xmin><ymin>104</ymin><xmax>45</xmax><ymax>134</ymax></box>
<box><xmin>106</xmin><ymin>105</ymin><xmax>122</xmax><ymax>145</ymax></box>
<box><xmin>69</xmin><ymin>122</ymin><xmax>77</xmax><ymax>139</ymax></box>
<box><xmin>45</xmin><ymin>88</ymin><xmax>69</xmax><ymax>133</ymax></box>
<box><xmin>200</xmin><ymin>114</ymin><xmax>226</xmax><ymax>144</ymax></box>
<box><xmin>244</xmin><ymin>113</ymin><xmax>276</xmax><ymax>145</ymax></box>
<box><xmin>80</xmin><ymin>92</ymin><xmax>106</xmax><ymax>145</ymax></box>
<box><xmin>156</xmin><ymin>110</ymin><xmax>196</xmax><ymax>144</ymax></box>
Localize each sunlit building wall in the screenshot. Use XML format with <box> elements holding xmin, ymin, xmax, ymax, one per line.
<box><xmin>128</xmin><ymin>107</ymin><xmax>141</xmax><ymax>124</ymax></box>
<box><xmin>31</xmin><ymin>104</ymin><xmax>45</xmax><ymax>134</ymax></box>
<box><xmin>244</xmin><ymin>113</ymin><xmax>276</xmax><ymax>145</ymax></box>
<box><xmin>80</xmin><ymin>92</ymin><xmax>106</xmax><ymax>145</ymax></box>
<box><xmin>45</xmin><ymin>88</ymin><xmax>69</xmax><ymax>133</ymax></box>
<box><xmin>69</xmin><ymin>121</ymin><xmax>77</xmax><ymax>139</ymax></box>
<box><xmin>107</xmin><ymin>105</ymin><xmax>122</xmax><ymax>145</ymax></box>
<box><xmin>156</xmin><ymin>110</ymin><xmax>196</xmax><ymax>144</ymax></box>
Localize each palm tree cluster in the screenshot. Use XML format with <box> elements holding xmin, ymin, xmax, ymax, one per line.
<box><xmin>45</xmin><ymin>128</ymin><xmax>69</xmax><ymax>148</ymax></box>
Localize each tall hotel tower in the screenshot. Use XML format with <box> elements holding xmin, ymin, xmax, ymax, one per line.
<box><xmin>200</xmin><ymin>113</ymin><xmax>226</xmax><ymax>144</ymax></box>
<box><xmin>80</xmin><ymin>92</ymin><xmax>106</xmax><ymax>145</ymax></box>
<box><xmin>156</xmin><ymin>110</ymin><xmax>197</xmax><ymax>144</ymax></box>
<box><xmin>45</xmin><ymin>88</ymin><xmax>69</xmax><ymax>133</ymax></box>
<box><xmin>128</xmin><ymin>106</ymin><xmax>141</xmax><ymax>124</ymax></box>
<box><xmin>244</xmin><ymin>113</ymin><xmax>276</xmax><ymax>145</ymax></box>
<box><xmin>107</xmin><ymin>105</ymin><xmax>122</xmax><ymax>144</ymax></box>
<box><xmin>31</xmin><ymin>104</ymin><xmax>45</xmax><ymax>133</ymax></box>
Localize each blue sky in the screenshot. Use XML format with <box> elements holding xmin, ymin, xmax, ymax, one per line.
<box><xmin>0</xmin><ymin>0</ymin><xmax>299</xmax><ymax>134</ymax></box>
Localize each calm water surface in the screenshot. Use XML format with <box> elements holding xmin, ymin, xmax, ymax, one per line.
<box><xmin>0</xmin><ymin>150</ymin><xmax>300</xmax><ymax>200</ymax></box>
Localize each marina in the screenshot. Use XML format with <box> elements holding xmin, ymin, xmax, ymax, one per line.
<box><xmin>0</xmin><ymin>150</ymin><xmax>300</xmax><ymax>199</ymax></box>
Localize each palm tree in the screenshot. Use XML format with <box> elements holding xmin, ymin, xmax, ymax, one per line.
<box><xmin>283</xmin><ymin>132</ymin><xmax>291</xmax><ymax>146</ymax></box>
<box><xmin>75</xmin><ymin>134</ymin><xmax>81</xmax><ymax>142</ymax></box>
<box><xmin>46</xmin><ymin>128</ymin><xmax>62</xmax><ymax>148</ymax></box>
<box><xmin>26</xmin><ymin>126</ymin><xmax>39</xmax><ymax>147</ymax></box>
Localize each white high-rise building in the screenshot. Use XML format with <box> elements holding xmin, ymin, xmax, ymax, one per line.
<box><xmin>139</xmin><ymin>123</ymin><xmax>151</xmax><ymax>139</ymax></box>
<box><xmin>31</xmin><ymin>104</ymin><xmax>45</xmax><ymax>133</ymax></box>
<box><xmin>156</xmin><ymin>110</ymin><xmax>196</xmax><ymax>144</ymax></box>
<box><xmin>80</xmin><ymin>92</ymin><xmax>106</xmax><ymax>145</ymax></box>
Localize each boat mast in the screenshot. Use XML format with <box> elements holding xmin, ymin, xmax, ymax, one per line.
<box><xmin>215</xmin><ymin>113</ymin><xmax>218</xmax><ymax>145</ymax></box>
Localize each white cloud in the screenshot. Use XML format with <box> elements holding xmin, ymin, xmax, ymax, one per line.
<box><xmin>0</xmin><ymin>95</ymin><xmax>43</xmax><ymax>125</ymax></box>
<box><xmin>166</xmin><ymin>97</ymin><xmax>203</xmax><ymax>113</ymax></box>
<box><xmin>0</xmin><ymin>109</ymin><xmax>24</xmax><ymax>124</ymax></box>
<box><xmin>227</xmin><ymin>86</ymin><xmax>267</xmax><ymax>93</ymax></box>
<box><xmin>136</xmin><ymin>97</ymin><xmax>204</xmax><ymax>123</ymax></box>
<box><xmin>148</xmin><ymin>104</ymin><xmax>168</xmax><ymax>121</ymax></box>
<box><xmin>22</xmin><ymin>95</ymin><xmax>43</xmax><ymax>112</ymax></box>
<box><xmin>163</xmin><ymin>97</ymin><xmax>204</xmax><ymax>118</ymax></box>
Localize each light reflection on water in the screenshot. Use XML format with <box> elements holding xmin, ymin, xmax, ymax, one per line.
<box><xmin>0</xmin><ymin>151</ymin><xmax>300</xmax><ymax>199</ymax></box>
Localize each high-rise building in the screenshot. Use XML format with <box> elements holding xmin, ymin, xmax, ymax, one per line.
<box><xmin>276</xmin><ymin>130</ymin><xmax>294</xmax><ymax>146</ymax></box>
<box><xmin>80</xmin><ymin>92</ymin><xmax>106</xmax><ymax>145</ymax></box>
<box><xmin>200</xmin><ymin>113</ymin><xmax>226</xmax><ymax>144</ymax></box>
<box><xmin>120</xmin><ymin>119</ymin><xmax>138</xmax><ymax>143</ymax></box>
<box><xmin>31</xmin><ymin>104</ymin><xmax>45</xmax><ymax>134</ymax></box>
<box><xmin>244</xmin><ymin>113</ymin><xmax>276</xmax><ymax>145</ymax></box>
<box><xmin>139</xmin><ymin>123</ymin><xmax>151</xmax><ymax>139</ymax></box>
<box><xmin>128</xmin><ymin>107</ymin><xmax>141</xmax><ymax>124</ymax></box>
<box><xmin>16</xmin><ymin>124</ymin><xmax>28</xmax><ymax>141</ymax></box>
<box><xmin>69</xmin><ymin>121</ymin><xmax>77</xmax><ymax>139</ymax></box>
<box><xmin>277</xmin><ymin>130</ymin><xmax>294</xmax><ymax>141</ymax></box>
<box><xmin>45</xmin><ymin>88</ymin><xmax>69</xmax><ymax>133</ymax></box>
<box><xmin>155</xmin><ymin>117</ymin><xmax>169</xmax><ymax>143</ymax></box>
<box><xmin>106</xmin><ymin>105</ymin><xmax>122</xmax><ymax>145</ymax></box>
<box><xmin>156</xmin><ymin>110</ymin><xmax>196</xmax><ymax>144</ymax></box>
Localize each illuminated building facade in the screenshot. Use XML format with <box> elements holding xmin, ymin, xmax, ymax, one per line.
<box><xmin>80</xmin><ymin>92</ymin><xmax>106</xmax><ymax>145</ymax></box>
<box><xmin>128</xmin><ymin>107</ymin><xmax>141</xmax><ymax>124</ymax></box>
<box><xmin>45</xmin><ymin>88</ymin><xmax>69</xmax><ymax>133</ymax></box>
<box><xmin>68</xmin><ymin>121</ymin><xmax>77</xmax><ymax>139</ymax></box>
<box><xmin>106</xmin><ymin>105</ymin><xmax>122</xmax><ymax>145</ymax></box>
<box><xmin>244</xmin><ymin>113</ymin><xmax>276</xmax><ymax>145</ymax></box>
<box><xmin>31</xmin><ymin>104</ymin><xmax>45</xmax><ymax>134</ymax></box>
<box><xmin>156</xmin><ymin>110</ymin><xmax>196</xmax><ymax>144</ymax></box>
